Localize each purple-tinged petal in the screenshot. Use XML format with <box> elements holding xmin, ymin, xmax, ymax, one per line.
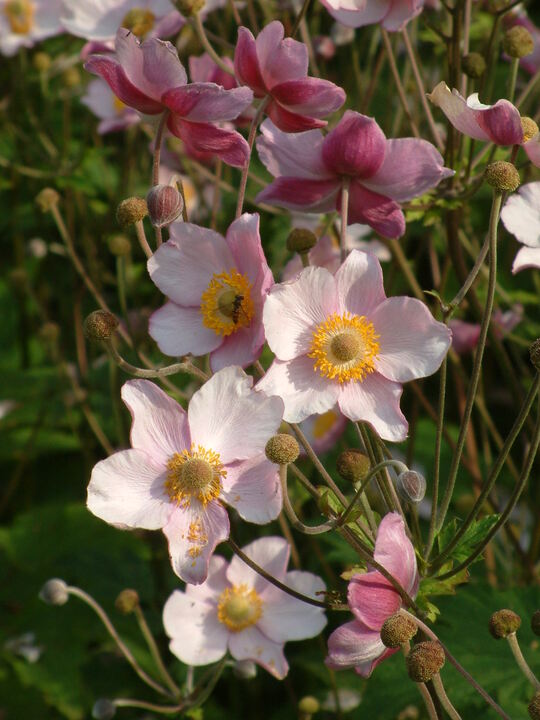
<box><xmin>335</xmin><ymin>249</ymin><xmax>387</xmax><ymax>317</ymax></box>
<box><xmin>271</xmin><ymin>77</ymin><xmax>345</xmax><ymax>118</ymax></box>
<box><xmin>256</xmin><ymin>21</ymin><xmax>308</xmax><ymax>88</ymax></box>
<box><xmin>256</xmin><ymin>177</ymin><xmax>340</xmax><ymax>213</ymax></box>
<box><xmin>512</xmin><ymin>246</ymin><xmax>540</xmax><ymax>273</ymax></box>
<box><xmin>346</xmin><ymin>181</ymin><xmax>405</xmax><ymax>238</ymax></box>
<box><xmin>227</xmin><ymin>536</ymin><xmax>290</xmax><ymax>590</ymax></box>
<box><xmin>383</xmin><ymin>0</ymin><xmax>424</xmax><ymax>31</ymax></box>
<box><xmin>468</xmin><ymin>94</ymin><xmax>523</xmax><ymax>146</ymax></box>
<box><xmin>234</xmin><ymin>26</ymin><xmax>267</xmax><ymax>95</ymax></box>
<box><xmin>228</xmin><ymin>626</ymin><xmax>288</xmax><ymax>679</ymax></box>
<box><xmin>185</xmin><ymin>555</ymin><xmax>229</xmax><ymax>604</ymax></box>
<box><xmin>225</xmin><ymin>213</ymin><xmax>274</xmax><ymax>291</ymax></box>
<box><xmin>88</xmin><ymin>449</ymin><xmax>171</xmax><ymax>530</ymax></box>
<box><xmin>256</xmin><ymin>118</ymin><xmax>331</xmax><ymax>179</ymax></box>
<box><xmin>355</xmin><ymin>646</ymin><xmax>398</xmax><ymax>677</ymax></box>
<box><xmin>210</xmin><ymin>325</ymin><xmax>264</xmax><ymax>372</ymax></box>
<box><xmin>428</xmin><ymin>82</ymin><xmax>490</xmax><ymax>140</ymax></box>
<box><xmin>373</xmin><ymin>513</ymin><xmax>418</xmax><ymax>595</ymax></box>
<box><xmin>163</xmin><ymin>500</ymin><xmax>230</xmax><ymax>584</ymax></box>
<box><xmin>449</xmin><ymin>319</ymin><xmax>481</xmax><ymax>354</ymax></box>
<box><xmin>319</xmin><ymin>0</ymin><xmax>391</xmax><ymax>29</ymax></box>
<box><xmin>121</xmin><ymin>379</ymin><xmax>190</xmax><ymax>465</ymax></box>
<box><xmin>84</xmin><ymin>55</ymin><xmax>163</xmax><ymax>114</ymax></box>
<box><xmin>362</xmin><ymin>138</ymin><xmax>453</xmax><ymax>202</ymax></box>
<box><xmin>337</xmin><ymin>373</ymin><xmax>407</xmax><ymax>441</ymax></box>
<box><xmin>189</xmin><ymin>53</ymin><xmax>237</xmax><ymax>89</ymax></box>
<box><xmin>266</xmin><ymin>99</ymin><xmax>327</xmax><ymax>132</ymax></box>
<box><xmin>167</xmin><ymin>116</ymin><xmax>250</xmax><ymax>167</ymax></box>
<box><xmin>372</xmin><ymin>297</ymin><xmax>452</xmax><ymax>382</ymax></box>
<box><xmin>501</xmin><ymin>181</ymin><xmax>540</xmax><ymax>247</ymax></box>
<box><xmin>162</xmin><ymin>83</ymin><xmax>253</xmax><ymax>122</ymax></box>
<box><xmin>221</xmin><ymin>456</ymin><xmax>282</xmax><ymax>524</ymax></box>
<box><xmin>152</xmin><ymin>11</ymin><xmax>185</xmax><ymax>40</ymax></box>
<box><xmin>523</xmin><ymin>134</ymin><xmax>540</xmax><ymax>168</ymax></box>
<box><xmin>348</xmin><ymin>572</ymin><xmax>401</xmax><ymax>630</ymax></box>
<box><xmin>325</xmin><ymin>620</ymin><xmax>388</xmax><ymax>671</ymax></box>
<box><xmin>322</xmin><ymin>111</ymin><xmax>386</xmax><ymax>178</ymax></box>
<box><xmin>149</xmin><ymin>303</ymin><xmax>222</xmax><ymax>358</ymax></box>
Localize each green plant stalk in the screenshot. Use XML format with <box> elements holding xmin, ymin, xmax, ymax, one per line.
<box><xmin>133</xmin><ymin>604</ymin><xmax>182</xmax><ymax>697</ymax></box>
<box><xmin>425</xmin><ymin>355</ymin><xmax>447</xmax><ymax>559</ymax></box>
<box><xmin>506</xmin><ymin>633</ymin><xmax>540</xmax><ymax>690</ymax></box>
<box><xmin>431</xmin><ymin>674</ymin><xmax>462</xmax><ymax>720</ymax></box>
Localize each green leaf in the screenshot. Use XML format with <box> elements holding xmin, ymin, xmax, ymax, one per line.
<box><xmin>437</xmin><ymin>515</ymin><xmax>500</xmax><ymax>565</ymax></box>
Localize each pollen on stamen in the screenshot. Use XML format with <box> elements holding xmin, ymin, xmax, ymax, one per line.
<box><xmin>200</xmin><ymin>269</ymin><xmax>254</xmax><ymax>337</ymax></box>
<box><xmin>121</xmin><ymin>8</ymin><xmax>155</xmax><ymax>37</ymax></box>
<box><xmin>217</xmin><ymin>584</ymin><xmax>263</xmax><ymax>632</ymax></box>
<box><xmin>5</xmin><ymin>0</ymin><xmax>35</xmax><ymax>34</ymax></box>
<box><xmin>165</xmin><ymin>444</ymin><xmax>225</xmax><ymax>508</ymax></box>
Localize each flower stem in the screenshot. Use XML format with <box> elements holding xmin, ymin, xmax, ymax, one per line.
<box><xmin>152</xmin><ymin>110</ymin><xmax>170</xmax><ymax>247</ymax></box>
<box><xmin>400</xmin><ymin>642</ymin><xmax>439</xmax><ymax>720</ymax></box>
<box><xmin>104</xmin><ymin>338</ymin><xmax>209</xmax><ymax>383</ymax></box>
<box><xmin>133</xmin><ymin>604</ymin><xmax>182</xmax><ymax>697</ymax></box>
<box><xmin>135</xmin><ymin>218</ymin><xmax>153</xmax><ymax>259</ymax></box>
<box><xmin>235</xmin><ymin>96</ymin><xmax>270</xmax><ymax>218</ymax></box>
<box><xmin>425</xmin><ymin>355</ymin><xmax>447</xmax><ymax>559</ymax></box>
<box><xmin>340</xmin><ymin>178</ymin><xmax>350</xmax><ymax>263</ymax></box>
<box><xmin>380</xmin><ymin>29</ymin><xmax>421</xmax><ymax>138</ymax></box>
<box><xmin>191</xmin><ymin>13</ymin><xmax>235</xmax><ymax>76</ymax></box>
<box><xmin>431</xmin><ymin>674</ymin><xmax>462</xmax><ymax>720</ymax></box>
<box><xmin>506</xmin><ymin>57</ymin><xmax>520</xmax><ymax>106</ymax></box>
<box><xmin>506</xmin><ymin>633</ymin><xmax>540</xmax><ymax>690</ymax></box>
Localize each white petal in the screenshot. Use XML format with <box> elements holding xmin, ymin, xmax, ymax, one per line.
<box><xmin>334</xmin><ymin>249</ymin><xmax>386</xmax><ymax>316</ymax></box>
<box><xmin>228</xmin><ymin>625</ymin><xmax>289</xmax><ymax>679</ymax></box>
<box><xmin>149</xmin><ymin>302</ymin><xmax>222</xmax><ymax>358</ymax></box>
<box><xmin>221</xmin><ymin>456</ymin><xmax>282</xmax><ymax>524</ymax></box>
<box><xmin>227</xmin><ymin>536</ymin><xmax>290</xmax><ymax>593</ymax></box>
<box><xmin>501</xmin><ymin>182</ymin><xmax>540</xmax><ymax>248</ymax></box>
<box><xmin>512</xmin><ymin>246</ymin><xmax>540</xmax><ymax>273</ymax></box>
<box><xmin>337</xmin><ymin>374</ymin><xmax>407</xmax><ymax>442</ymax></box>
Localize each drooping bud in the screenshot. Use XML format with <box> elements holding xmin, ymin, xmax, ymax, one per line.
<box><xmin>503</xmin><ymin>26</ymin><xmax>534</xmax><ymax>59</ymax></box>
<box><xmin>396</xmin><ymin>470</ymin><xmax>426</xmax><ymax>504</ymax></box>
<box><xmin>265</xmin><ymin>434</ymin><xmax>300</xmax><ymax>465</ymax></box>
<box><xmin>462</xmin><ymin>53</ymin><xmax>486</xmax><ymax>79</ymax></box>
<box><xmin>299</xmin><ymin>696</ymin><xmax>320</xmax><ymax>719</ymax></box>
<box><xmin>287</xmin><ymin>228</ymin><xmax>317</xmax><ymax>255</ymax></box>
<box><xmin>530</xmin><ymin>339</ymin><xmax>540</xmax><ymax>372</ymax></box>
<box><xmin>529</xmin><ymin>692</ymin><xmax>540</xmax><ymax>720</ymax></box>
<box><xmin>107</xmin><ymin>234</ymin><xmax>131</xmax><ymax>256</ymax></box>
<box><xmin>406</xmin><ymin>641</ymin><xmax>445</xmax><ymax>682</ymax></box>
<box><xmin>521</xmin><ymin>117</ymin><xmax>539</xmax><ymax>143</ymax></box>
<box><xmin>175</xmin><ymin>0</ymin><xmax>206</xmax><ymax>16</ymax></box>
<box><xmin>115</xmin><ymin>589</ymin><xmax>139</xmax><ymax>614</ymax></box>
<box><xmin>39</xmin><ymin>578</ymin><xmax>69</xmax><ymax>606</ymax></box>
<box><xmin>531</xmin><ymin>610</ymin><xmax>540</xmax><ymax>636</ymax></box>
<box><xmin>84</xmin><ymin>310</ymin><xmax>119</xmax><ymax>343</ymax></box>
<box><xmin>336</xmin><ymin>449</ymin><xmax>370</xmax><ymax>484</ymax></box>
<box><xmin>233</xmin><ymin>659</ymin><xmax>257</xmax><ymax>679</ymax></box>
<box><xmin>116</xmin><ymin>197</ymin><xmax>148</xmax><ymax>228</ymax></box>
<box><xmin>146</xmin><ymin>184</ymin><xmax>183</xmax><ymax>228</ymax></box>
<box><xmin>92</xmin><ymin>699</ymin><xmax>116</xmax><ymax>720</ymax></box>
<box><xmin>381</xmin><ymin>613</ymin><xmax>418</xmax><ymax>648</ymax></box>
<box><xmin>489</xmin><ymin>609</ymin><xmax>521</xmax><ymax>638</ymax></box>
<box><xmin>35</xmin><ymin>187</ymin><xmax>60</xmax><ymax>212</ymax></box>
<box><xmin>484</xmin><ymin>161</ymin><xmax>520</xmax><ymax>192</ymax></box>
<box><xmin>33</xmin><ymin>51</ymin><xmax>52</xmax><ymax>72</ymax></box>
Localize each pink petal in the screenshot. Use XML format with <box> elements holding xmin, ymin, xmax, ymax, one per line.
<box><xmin>373</xmin><ymin>512</ymin><xmax>418</xmax><ymax>596</ymax></box>
<box><xmin>383</xmin><ymin>0</ymin><xmax>424</xmax><ymax>31</ymax></box>
<box><xmin>256</xmin><ymin>177</ymin><xmax>340</xmax><ymax>213</ymax></box>
<box><xmin>148</xmin><ymin>225</ymin><xmax>234</xmax><ymax>305</ymax></box>
<box><xmin>256</xmin><ymin>356</ymin><xmax>340</xmax><ymax>423</ymax></box>
<box><xmin>210</xmin><ymin>324</ymin><xmax>264</xmax><ymax>372</ymax></box>
<box><xmin>325</xmin><ymin>620</ymin><xmax>386</xmax><ymax>670</ymax></box>
<box><xmin>221</xmin><ymin>456</ymin><xmax>282</xmax><ymax>524</ymax></box>
<box><xmin>84</xmin><ymin>55</ymin><xmax>163</xmax><ymax>114</ymax></box>
<box><xmin>469</xmin><ymin>95</ymin><xmax>523</xmax><ymax>146</ymax></box>
<box><xmin>271</xmin><ymin>77</ymin><xmax>345</xmax><ymax>119</ymax></box>
<box><xmin>266</xmin><ymin>99</ymin><xmax>327</xmax><ymax>132</ymax></box>
<box><xmin>163</xmin><ymin>589</ymin><xmax>229</xmax><ymax>665</ymax></box>
<box><xmin>167</xmin><ymin>116</ymin><xmax>250</xmax><ymax>167</ymax></box>
<box><xmin>185</xmin><ymin>555</ymin><xmax>229</xmax><ymax>603</ymax></box>
<box><xmin>188</xmin><ymin>366</ymin><xmax>284</xmax><ymax>464</ymax></box>
<box><xmin>523</xmin><ymin>134</ymin><xmax>540</xmax><ymax>168</ymax></box>
<box><xmin>362</xmin><ymin>138</ymin><xmax>453</xmax><ymax>202</ymax></box>
<box><xmin>263</xmin><ymin>266</ymin><xmax>338</xmax><ymax>360</ymax></box>
<box><xmin>448</xmin><ymin>319</ymin><xmax>481</xmax><ymax>354</ymax></box>
<box><xmin>121</xmin><ymin>379</ymin><xmax>190</xmax><ymax>465</ymax></box>
<box><xmin>225</xmin><ymin>213</ymin><xmax>274</xmax><ymax>291</ymax></box>
<box><xmin>348</xmin><ymin>572</ymin><xmax>401</xmax><ymax>629</ymax></box>
<box><xmin>334</xmin><ymin>249</ymin><xmax>386</xmax><ymax>317</ymax></box>
<box><xmin>228</xmin><ymin>625</ymin><xmax>289</xmax><ymax>679</ymax></box>
<box><xmin>256</xmin><ymin>119</ymin><xmax>332</xmax><ymax>179</ymax></box>
<box><xmin>163</xmin><ymin>500</ymin><xmax>230</xmax><ymax>584</ymax></box>
<box><xmin>428</xmin><ymin>83</ymin><xmax>490</xmax><ymax>140</ymax></box>
<box><xmin>87</xmin><ymin>449</ymin><xmax>171</xmax><ymax>530</ymax></box>
<box><xmin>347</xmin><ymin>181</ymin><xmax>405</xmax><ymax>238</ymax></box>
<box><xmin>337</xmin><ymin>373</ymin><xmax>407</xmax><ymax>441</ymax></box>
<box><xmin>162</xmin><ymin>83</ymin><xmax>253</xmax><ymax>122</ymax></box>
<box><xmin>372</xmin><ymin>297</ymin><xmax>451</xmax><ymax>382</ymax></box>
<box><xmin>148</xmin><ymin>302</ymin><xmax>222</xmax><ymax>358</ymax></box>
<box><xmin>322</xmin><ymin>111</ymin><xmax>386</xmax><ymax>178</ymax></box>
<box><xmin>189</xmin><ymin>53</ymin><xmax>236</xmax><ymax>89</ymax></box>
<box><xmin>227</xmin><ymin>536</ymin><xmax>290</xmax><ymax>591</ymax></box>
<box><xmin>355</xmin><ymin>646</ymin><xmax>398</xmax><ymax>677</ymax></box>
<box><xmin>320</xmin><ymin>0</ymin><xmax>391</xmax><ymax>28</ymax></box>
<box><xmin>256</xmin><ymin>21</ymin><xmax>308</xmax><ymax>88</ymax></box>
<box><xmin>234</xmin><ymin>26</ymin><xmax>267</xmax><ymax>95</ymax></box>
<box><xmin>501</xmin><ymin>182</ymin><xmax>540</xmax><ymax>247</ymax></box>
<box><xmin>512</xmin><ymin>246</ymin><xmax>540</xmax><ymax>273</ymax></box>
<box><xmin>257</xmin><ymin>570</ymin><xmax>327</xmax><ymax>642</ymax></box>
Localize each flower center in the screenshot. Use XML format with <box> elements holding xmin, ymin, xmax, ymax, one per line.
<box><xmin>521</xmin><ymin>116</ymin><xmax>539</xmax><ymax>143</ymax></box>
<box><xmin>113</xmin><ymin>96</ymin><xmax>127</xmax><ymax>114</ymax></box>
<box><xmin>4</xmin><ymin>0</ymin><xmax>34</xmax><ymax>33</ymax></box>
<box><xmin>308</xmin><ymin>312</ymin><xmax>379</xmax><ymax>384</ymax></box>
<box><xmin>312</xmin><ymin>409</ymin><xmax>339</xmax><ymax>439</ymax></box>
<box><xmin>217</xmin><ymin>584</ymin><xmax>263</xmax><ymax>632</ymax></box>
<box><xmin>165</xmin><ymin>444</ymin><xmax>225</xmax><ymax>508</ymax></box>
<box><xmin>121</xmin><ymin>8</ymin><xmax>155</xmax><ymax>37</ymax></box>
<box><xmin>200</xmin><ymin>269</ymin><xmax>254</xmax><ymax>337</ymax></box>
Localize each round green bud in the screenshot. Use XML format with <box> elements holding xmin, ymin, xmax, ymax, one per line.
<box><xmin>462</xmin><ymin>53</ymin><xmax>487</xmax><ymax>79</ymax></box>
<box><xmin>503</xmin><ymin>26</ymin><xmax>534</xmax><ymax>59</ymax></box>
<box><xmin>286</xmin><ymin>228</ymin><xmax>317</xmax><ymax>254</ymax></box>
<box><xmin>115</xmin><ymin>589</ymin><xmax>139</xmax><ymax>614</ymax></box>
<box><xmin>116</xmin><ymin>197</ymin><xmax>148</xmax><ymax>228</ymax></box>
<box><xmin>529</xmin><ymin>339</ymin><xmax>540</xmax><ymax>372</ymax></box>
<box><xmin>380</xmin><ymin>613</ymin><xmax>418</xmax><ymax>648</ymax></box>
<box><xmin>484</xmin><ymin>161</ymin><xmax>520</xmax><ymax>192</ymax></box>
<box><xmin>265</xmin><ymin>434</ymin><xmax>300</xmax><ymax>465</ymax></box>
<box><xmin>522</xmin><ymin>117</ymin><xmax>539</xmax><ymax>143</ymax></box>
<box><xmin>107</xmin><ymin>234</ymin><xmax>131</xmax><ymax>256</ymax></box>
<box><xmin>92</xmin><ymin>699</ymin><xmax>116</xmax><ymax>720</ymax></box>
<box><xmin>84</xmin><ymin>310</ymin><xmax>119</xmax><ymax>342</ymax></box>
<box><xmin>489</xmin><ymin>609</ymin><xmax>521</xmax><ymax>638</ymax></box>
<box><xmin>406</xmin><ymin>641</ymin><xmax>445</xmax><ymax>682</ymax></box>
<box><xmin>336</xmin><ymin>449</ymin><xmax>371</xmax><ymax>484</ymax></box>
<box><xmin>175</xmin><ymin>0</ymin><xmax>205</xmax><ymax>16</ymax></box>
<box><xmin>531</xmin><ymin>610</ymin><xmax>540</xmax><ymax>637</ymax></box>
<box><xmin>529</xmin><ymin>692</ymin><xmax>540</xmax><ymax>720</ymax></box>
<box><xmin>39</xmin><ymin>578</ymin><xmax>69</xmax><ymax>606</ymax></box>
<box><xmin>35</xmin><ymin>187</ymin><xmax>60</xmax><ymax>212</ymax></box>
<box><xmin>33</xmin><ymin>51</ymin><xmax>52</xmax><ymax>72</ymax></box>
<box><xmin>62</xmin><ymin>66</ymin><xmax>81</xmax><ymax>88</ymax></box>
<box><xmin>298</xmin><ymin>696</ymin><xmax>320</xmax><ymax>715</ymax></box>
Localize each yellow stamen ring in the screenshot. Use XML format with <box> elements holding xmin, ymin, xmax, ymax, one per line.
<box><xmin>308</xmin><ymin>312</ymin><xmax>380</xmax><ymax>384</ymax></box>
<box><xmin>200</xmin><ymin>269</ymin><xmax>254</xmax><ymax>337</ymax></box>
<box><xmin>121</xmin><ymin>8</ymin><xmax>155</xmax><ymax>37</ymax></box>
<box><xmin>5</xmin><ymin>0</ymin><xmax>34</xmax><ymax>34</ymax></box>
<box><xmin>165</xmin><ymin>444</ymin><xmax>225</xmax><ymax>508</ymax></box>
<box><xmin>217</xmin><ymin>584</ymin><xmax>263</xmax><ymax>632</ymax></box>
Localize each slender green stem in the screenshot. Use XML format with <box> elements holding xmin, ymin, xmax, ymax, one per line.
<box><xmin>113</xmin><ymin>698</ymin><xmax>186</xmax><ymax>714</ymax></box>
<box><xmin>133</xmin><ymin>605</ymin><xmax>182</xmax><ymax>697</ymax></box>
<box><xmin>516</xmin><ymin>68</ymin><xmax>540</xmax><ymax>108</ymax></box>
<box><xmin>135</xmin><ymin>219</ymin><xmax>153</xmax><ymax>259</ymax></box>
<box><xmin>340</xmin><ymin>178</ymin><xmax>350</xmax><ymax>262</ymax></box>
<box><xmin>235</xmin><ymin>97</ymin><xmax>270</xmax><ymax>219</ymax></box>
<box><xmin>105</xmin><ymin>338</ymin><xmax>209</xmax><ymax>383</ymax></box>
<box><xmin>446</xmin><ymin>234</ymin><xmax>490</xmax><ymax>317</ymax></box>
<box><xmin>191</xmin><ymin>14</ymin><xmax>235</xmax><ymax>75</ymax></box>
<box><xmin>151</xmin><ymin>110</ymin><xmax>170</xmax><ymax>247</ymax></box>
<box><xmin>380</xmin><ymin>29</ymin><xmax>421</xmax><ymax>138</ymax></box>
<box><xmin>506</xmin><ymin>633</ymin><xmax>540</xmax><ymax>690</ymax></box>
<box><xmin>432</xmin><ymin>674</ymin><xmax>462</xmax><ymax>720</ymax></box>
<box><xmin>279</xmin><ymin>464</ymin><xmax>335</xmax><ymax>535</ymax></box>
<box><xmin>290</xmin><ymin>0</ymin><xmax>312</xmax><ymax>37</ymax></box>
<box><xmin>425</xmin><ymin>355</ymin><xmax>447</xmax><ymax>559</ymax></box>
<box><xmin>507</xmin><ymin>57</ymin><xmax>520</xmax><ymax>105</ymax></box>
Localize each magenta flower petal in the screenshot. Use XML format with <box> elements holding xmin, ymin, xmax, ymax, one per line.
<box><xmin>210</xmin><ymin>325</ymin><xmax>263</xmax><ymax>372</ymax></box>
<box><xmin>266</xmin><ymin>99</ymin><xmax>327</xmax><ymax>132</ymax></box>
<box><xmin>84</xmin><ymin>54</ymin><xmax>163</xmax><ymax>114</ymax></box>
<box><xmin>337</xmin><ymin>373</ymin><xmax>407</xmax><ymax>441</ymax></box>
<box><xmin>373</xmin><ymin>513</ymin><xmax>419</xmax><ymax>595</ymax></box>
<box><xmin>362</xmin><ymin>138</ymin><xmax>453</xmax><ymax>202</ymax></box>
<box><xmin>221</xmin><ymin>456</ymin><xmax>282</xmax><ymax>524</ymax></box>
<box><xmin>334</xmin><ymin>250</ymin><xmax>387</xmax><ymax>317</ymax></box>
<box><xmin>228</xmin><ymin>626</ymin><xmax>289</xmax><ymax>679</ymax></box>
<box><xmin>428</xmin><ymin>82</ymin><xmax>491</xmax><ymax>140</ymax></box>
<box><xmin>256</xmin><ymin>21</ymin><xmax>308</xmax><ymax>88</ymax></box>
<box><xmin>149</xmin><ymin>302</ymin><xmax>222</xmax><ymax>358</ymax></box>
<box><xmin>167</xmin><ymin>116</ymin><xmax>250</xmax><ymax>167</ymax></box>
<box><xmin>225</xmin><ymin>213</ymin><xmax>274</xmax><ymax>293</ymax></box>
<box><xmin>234</xmin><ymin>26</ymin><xmax>267</xmax><ymax>95</ymax></box>
<box><xmin>162</xmin><ymin>83</ymin><xmax>253</xmax><ymax>123</ymax></box>
<box><xmin>383</xmin><ymin>0</ymin><xmax>424</xmax><ymax>31</ymax></box>
<box><xmin>256</xmin><ymin>177</ymin><xmax>340</xmax><ymax>212</ymax></box>
<box><xmin>348</xmin><ymin>573</ymin><xmax>402</xmax><ymax>630</ymax></box>
<box><xmin>256</xmin><ymin>119</ymin><xmax>331</xmax><ymax>179</ymax></box>
<box><xmin>189</xmin><ymin>53</ymin><xmax>237</xmax><ymax>89</ymax></box>
<box><xmin>227</xmin><ymin>536</ymin><xmax>290</xmax><ymax>590</ymax></box>
<box><xmin>449</xmin><ymin>319</ymin><xmax>481</xmax><ymax>354</ymax></box>
<box><xmin>325</xmin><ymin>620</ymin><xmax>392</xmax><ymax>673</ymax></box>
<box><xmin>322</xmin><ymin>111</ymin><xmax>386</xmax><ymax>178</ymax></box>
<box><xmin>271</xmin><ymin>78</ymin><xmax>346</xmax><ymax>119</ymax></box>
<box><xmin>347</xmin><ymin>181</ymin><xmax>405</xmax><ymax>238</ymax></box>
<box><xmin>164</xmin><ymin>500</ymin><xmax>230</xmax><ymax>584</ymax></box>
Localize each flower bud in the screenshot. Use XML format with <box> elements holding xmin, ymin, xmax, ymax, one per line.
<box><xmin>233</xmin><ymin>659</ymin><xmax>257</xmax><ymax>679</ymax></box>
<box><xmin>462</xmin><ymin>53</ymin><xmax>486</xmax><ymax>79</ymax></box>
<box><xmin>146</xmin><ymin>184</ymin><xmax>183</xmax><ymax>228</ymax></box>
<box><xmin>33</xmin><ymin>51</ymin><xmax>52</xmax><ymax>72</ymax></box>
<box><xmin>175</xmin><ymin>0</ymin><xmax>206</xmax><ymax>16</ymax></box>
<box><xmin>62</xmin><ymin>67</ymin><xmax>81</xmax><ymax>88</ymax></box>
<box><xmin>299</xmin><ymin>696</ymin><xmax>320</xmax><ymax>718</ymax></box>
<box><xmin>380</xmin><ymin>613</ymin><xmax>418</xmax><ymax>648</ymax></box>
<box><xmin>107</xmin><ymin>234</ymin><xmax>131</xmax><ymax>256</ymax></box>
<box><xmin>116</xmin><ymin>197</ymin><xmax>148</xmax><ymax>228</ymax></box>
<box><xmin>287</xmin><ymin>228</ymin><xmax>317</xmax><ymax>255</ymax></box>
<box><xmin>35</xmin><ymin>187</ymin><xmax>60</xmax><ymax>212</ymax></box>
<box><xmin>39</xmin><ymin>322</ymin><xmax>61</xmax><ymax>345</ymax></box>
<box><xmin>531</xmin><ymin>610</ymin><xmax>540</xmax><ymax>637</ymax></box>
<box><xmin>503</xmin><ymin>26</ymin><xmax>534</xmax><ymax>59</ymax></box>
<box><xmin>522</xmin><ymin>117</ymin><xmax>539</xmax><ymax>143</ymax></box>
<box><xmin>115</xmin><ymin>589</ymin><xmax>139</xmax><ymax>614</ymax></box>
<box><xmin>489</xmin><ymin>609</ymin><xmax>521</xmax><ymax>638</ymax></box>
<box><xmin>92</xmin><ymin>699</ymin><xmax>116</xmax><ymax>720</ymax></box>
<box><xmin>529</xmin><ymin>692</ymin><xmax>540</xmax><ymax>720</ymax></box>
<box><xmin>396</xmin><ymin>470</ymin><xmax>426</xmax><ymax>504</ymax></box>
<box><xmin>406</xmin><ymin>641</ymin><xmax>445</xmax><ymax>682</ymax></box>
<box><xmin>265</xmin><ymin>434</ymin><xmax>300</xmax><ymax>465</ymax></box>
<box><xmin>39</xmin><ymin>578</ymin><xmax>69</xmax><ymax>606</ymax></box>
<box><xmin>336</xmin><ymin>449</ymin><xmax>370</xmax><ymax>484</ymax></box>
<box><xmin>484</xmin><ymin>161</ymin><xmax>520</xmax><ymax>192</ymax></box>
<box><xmin>529</xmin><ymin>339</ymin><xmax>540</xmax><ymax>372</ymax></box>
<box><xmin>84</xmin><ymin>310</ymin><xmax>119</xmax><ymax>342</ymax></box>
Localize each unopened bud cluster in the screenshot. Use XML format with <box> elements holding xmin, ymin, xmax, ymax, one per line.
<box><xmin>39</xmin><ymin>578</ymin><xmax>69</xmax><ymax>606</ymax></box>
<box><xmin>116</xmin><ymin>197</ymin><xmax>148</xmax><ymax>228</ymax></box>
<box><xmin>175</xmin><ymin>0</ymin><xmax>205</xmax><ymax>16</ymax></box>
<box><xmin>529</xmin><ymin>339</ymin><xmax>540</xmax><ymax>372</ymax></box>
<box><xmin>115</xmin><ymin>588</ymin><xmax>139</xmax><ymax>614</ymax></box>
<box><xmin>84</xmin><ymin>310</ymin><xmax>119</xmax><ymax>342</ymax></box>
<box><xmin>287</xmin><ymin>228</ymin><xmax>317</xmax><ymax>255</ymax></box>
<box><xmin>396</xmin><ymin>470</ymin><xmax>426</xmax><ymax>504</ymax></box>
<box><xmin>521</xmin><ymin>117</ymin><xmax>539</xmax><ymax>143</ymax></box>
<box><xmin>529</xmin><ymin>692</ymin><xmax>540</xmax><ymax>720</ymax></box>
<box><xmin>92</xmin><ymin>699</ymin><xmax>116</xmax><ymax>720</ymax></box>
<box><xmin>462</xmin><ymin>53</ymin><xmax>486</xmax><ymax>79</ymax></box>
<box><xmin>489</xmin><ymin>608</ymin><xmax>521</xmax><ymax>638</ymax></box>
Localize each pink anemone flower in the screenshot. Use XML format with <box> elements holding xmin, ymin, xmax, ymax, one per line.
<box><xmin>148</xmin><ymin>214</ymin><xmax>273</xmax><ymax>372</ymax></box>
<box><xmin>257</xmin><ymin>250</ymin><xmax>451</xmax><ymax>442</ymax></box>
<box><xmin>449</xmin><ymin>305</ymin><xmax>523</xmax><ymax>354</ymax></box>
<box><xmin>163</xmin><ymin>537</ymin><xmax>326</xmax><ymax>678</ymax></box>
<box><xmin>87</xmin><ymin>368</ymin><xmax>284</xmax><ymax>584</ymax></box>
<box><xmin>256</xmin><ymin>114</ymin><xmax>452</xmax><ymax>238</ymax></box>
<box><xmin>428</xmin><ymin>82</ymin><xmax>540</xmax><ymax>168</ymax></box>
<box><xmin>234</xmin><ymin>20</ymin><xmax>345</xmax><ymax>132</ymax></box>
<box><xmin>501</xmin><ymin>181</ymin><xmax>540</xmax><ymax>273</ymax></box>
<box><xmin>0</xmin><ymin>0</ymin><xmax>63</xmax><ymax>57</ymax></box>
<box><xmin>85</xmin><ymin>29</ymin><xmax>253</xmax><ymax>167</ymax></box>
<box><xmin>319</xmin><ymin>0</ymin><xmax>424</xmax><ymax>31</ymax></box>
<box><xmin>299</xmin><ymin>407</ymin><xmax>347</xmax><ymax>454</ymax></box>
<box><xmin>326</xmin><ymin>513</ymin><xmax>418</xmax><ymax>676</ymax></box>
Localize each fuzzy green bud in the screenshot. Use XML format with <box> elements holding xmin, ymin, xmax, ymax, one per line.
<box><xmin>33</xmin><ymin>51</ymin><xmax>52</xmax><ymax>72</ymax></box>
<box><xmin>531</xmin><ymin>610</ymin><xmax>540</xmax><ymax>637</ymax></box>
<box><xmin>39</xmin><ymin>322</ymin><xmax>60</xmax><ymax>345</ymax></box>
<box><xmin>107</xmin><ymin>234</ymin><xmax>131</xmax><ymax>256</ymax></box>
<box><xmin>406</xmin><ymin>641</ymin><xmax>445</xmax><ymax>682</ymax></box>
<box><xmin>84</xmin><ymin>310</ymin><xmax>119</xmax><ymax>342</ymax></box>
<box><xmin>484</xmin><ymin>161</ymin><xmax>520</xmax><ymax>192</ymax></box>
<box><xmin>299</xmin><ymin>696</ymin><xmax>320</xmax><ymax>718</ymax></box>
<box><xmin>287</xmin><ymin>228</ymin><xmax>317</xmax><ymax>255</ymax></box>
<box><xmin>35</xmin><ymin>187</ymin><xmax>60</xmax><ymax>212</ymax></box>
<box><xmin>62</xmin><ymin>66</ymin><xmax>81</xmax><ymax>88</ymax></box>
<box><xmin>336</xmin><ymin>449</ymin><xmax>371</xmax><ymax>484</ymax></box>
<box><xmin>503</xmin><ymin>26</ymin><xmax>534</xmax><ymax>59</ymax></box>
<box><xmin>380</xmin><ymin>613</ymin><xmax>418</xmax><ymax>648</ymax></box>
<box><xmin>489</xmin><ymin>609</ymin><xmax>521</xmax><ymax>638</ymax></box>
<box><xmin>115</xmin><ymin>589</ymin><xmax>139</xmax><ymax>614</ymax></box>
<box><xmin>265</xmin><ymin>434</ymin><xmax>300</xmax><ymax>465</ymax></box>
<box><xmin>462</xmin><ymin>53</ymin><xmax>486</xmax><ymax>79</ymax></box>
<box><xmin>529</xmin><ymin>692</ymin><xmax>540</xmax><ymax>719</ymax></box>
<box><xmin>116</xmin><ymin>197</ymin><xmax>148</xmax><ymax>228</ymax></box>
<box><xmin>39</xmin><ymin>578</ymin><xmax>69</xmax><ymax>606</ymax></box>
